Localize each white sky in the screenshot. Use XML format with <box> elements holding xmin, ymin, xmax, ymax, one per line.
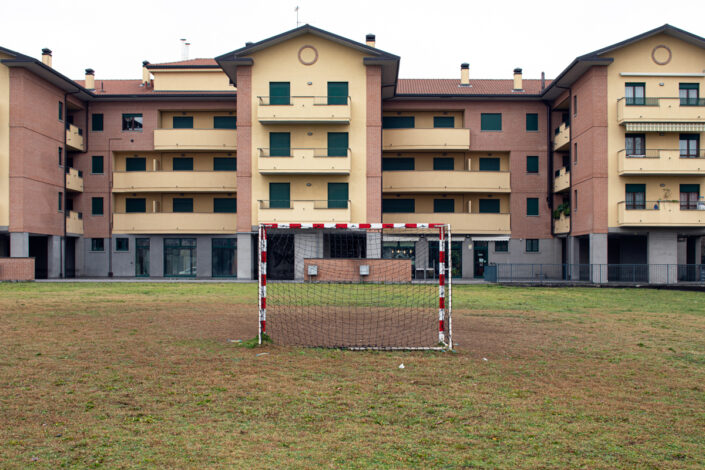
<box><xmin>2</xmin><ymin>0</ymin><xmax>704</xmax><ymax>82</ymax></box>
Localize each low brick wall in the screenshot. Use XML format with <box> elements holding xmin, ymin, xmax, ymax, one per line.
<box><xmin>303</xmin><ymin>258</ymin><xmax>412</xmax><ymax>282</ymax></box>
<box><xmin>0</xmin><ymin>258</ymin><xmax>35</xmax><ymax>281</ymax></box>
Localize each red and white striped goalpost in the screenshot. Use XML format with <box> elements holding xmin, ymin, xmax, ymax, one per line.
<box><xmin>258</xmin><ymin>223</ymin><xmax>453</xmax><ymax>349</ymax></box>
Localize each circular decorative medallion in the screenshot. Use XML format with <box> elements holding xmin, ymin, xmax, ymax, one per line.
<box><xmin>651</xmin><ymin>45</ymin><xmax>672</xmax><ymax>65</ymax></box>
<box><xmin>298</xmin><ymin>45</ymin><xmax>318</xmax><ymax>66</ymax></box>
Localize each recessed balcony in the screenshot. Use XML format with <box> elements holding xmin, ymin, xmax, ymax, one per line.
<box><xmin>553</xmin><ymin>167</ymin><xmax>570</xmax><ymax>193</ymax></box>
<box><xmin>258</xmin><ymin>200</ymin><xmax>351</xmax><ymax>224</ymax></box>
<box><xmin>382</xmin><ymin>128</ymin><xmax>471</xmax><ymax>151</ymax></box>
<box><xmin>112</xmin><ymin>171</ymin><xmax>237</xmax><ymax>192</ymax></box>
<box><xmin>257</xmin><ymin>96</ymin><xmax>351</xmax><ymax>124</ymax></box>
<box><xmin>383</xmin><ymin>212</ymin><xmax>510</xmax><ymax>234</ymax></box>
<box><xmin>553</xmin><ymin>122</ymin><xmax>570</xmax><ymax>151</ymax></box>
<box><xmin>65</xmin><ymin>168</ymin><xmax>83</xmax><ymax>192</ymax></box>
<box><xmin>618</xmin><ymin>201</ymin><xmax>705</xmax><ymax>226</ymax></box>
<box><xmin>617</xmin><ymin>149</ymin><xmax>705</xmax><ymax>175</ymax></box>
<box><xmin>65</xmin><ymin>211</ymin><xmax>83</xmax><ymax>235</ymax></box>
<box><xmin>258</xmin><ymin>148</ymin><xmax>351</xmax><ymax>175</ymax></box>
<box><xmin>617</xmin><ymin>97</ymin><xmax>705</xmax><ymax>126</ymax></box>
<box><xmin>113</xmin><ymin>212</ymin><xmax>237</xmax><ymax>234</ymax></box>
<box><xmin>153</xmin><ymin>129</ymin><xmax>237</xmax><ymax>151</ymax></box>
<box><xmin>65</xmin><ymin>124</ymin><xmax>84</xmax><ymax>152</ymax></box>
<box><xmin>383</xmin><ymin>170</ymin><xmax>510</xmax><ymax>193</ymax></box>
<box><xmin>554</xmin><ymin>214</ymin><xmax>570</xmax><ymax>234</ymax></box>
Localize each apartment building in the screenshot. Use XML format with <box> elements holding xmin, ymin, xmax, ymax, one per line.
<box><xmin>0</xmin><ymin>24</ymin><xmax>703</xmax><ymax>282</ymax></box>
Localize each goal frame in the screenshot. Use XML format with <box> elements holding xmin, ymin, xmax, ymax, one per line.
<box><xmin>258</xmin><ymin>223</ymin><xmax>453</xmax><ymax>350</ymax></box>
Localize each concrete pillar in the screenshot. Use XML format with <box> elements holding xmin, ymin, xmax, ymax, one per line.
<box><xmin>695</xmin><ymin>236</ymin><xmax>703</xmax><ymax>265</ymax></box>
<box><xmin>10</xmin><ymin>232</ymin><xmax>29</xmax><ymax>258</ymax></box>
<box><xmin>237</xmin><ymin>232</ymin><xmax>253</xmax><ymax>280</ymax></box>
<box><xmin>150</xmin><ymin>237</ymin><xmax>164</xmax><ymax>278</ymax></box>
<box><xmin>366</xmin><ymin>231</ymin><xmax>382</xmax><ymax>259</ymax></box>
<box><xmin>196</xmin><ymin>236</ymin><xmax>212</xmax><ymax>278</ymax></box>
<box><xmin>75</xmin><ymin>237</ymin><xmax>85</xmax><ymax>277</ymax></box>
<box><xmin>47</xmin><ymin>235</ymin><xmax>62</xmax><ymax>278</ymax></box>
<box><xmin>567</xmin><ymin>236</ymin><xmax>580</xmax><ymax>280</ymax></box>
<box><xmin>589</xmin><ymin>233</ymin><xmax>608</xmax><ymax>283</ymax></box>
<box><xmin>294</xmin><ymin>232</ymin><xmax>320</xmax><ymax>280</ymax></box>
<box><xmin>461</xmin><ymin>238</ymin><xmax>473</xmax><ymax>279</ymax></box>
<box><xmin>648</xmin><ymin>231</ymin><xmax>678</xmax><ymax>284</ymax></box>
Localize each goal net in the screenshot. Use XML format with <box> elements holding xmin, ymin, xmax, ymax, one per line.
<box><xmin>258</xmin><ymin>223</ymin><xmax>452</xmax><ymax>350</ymax></box>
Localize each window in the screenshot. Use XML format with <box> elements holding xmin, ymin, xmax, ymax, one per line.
<box><xmin>382</xmin><ymin>199</ymin><xmax>415</xmax><ymax>213</ymax></box>
<box><xmin>479</xmin><ymin>157</ymin><xmax>500</xmax><ymax>171</ymax></box>
<box><xmin>213</xmin><ymin>116</ymin><xmax>237</xmax><ymax>129</ymax></box>
<box><xmin>91</xmin><ymin>113</ymin><xmax>103</xmax><ymax>132</ymax></box>
<box><xmin>382</xmin><ymin>116</ymin><xmax>415</xmax><ymax>129</ymax></box>
<box><xmin>327</xmin><ymin>132</ymin><xmax>348</xmax><ymax>157</ymax></box>
<box><xmin>526</xmin><ymin>113</ymin><xmax>539</xmax><ymax>131</ymax></box>
<box><xmin>625</xmin><ymin>134</ymin><xmax>646</xmax><ymax>157</ymax></box>
<box><xmin>526</xmin><ymin>156</ymin><xmax>539</xmax><ymax>173</ymax></box>
<box><xmin>173</xmin><ymin>116</ymin><xmax>193</xmax><ymax>129</ymax></box>
<box><xmin>91</xmin><ymin>238</ymin><xmax>104</xmax><ymax>252</ymax></box>
<box><xmin>433</xmin><ymin>199</ymin><xmax>454</xmax><ymax>213</ymax></box>
<box><xmin>270</xmin><ymin>132</ymin><xmax>290</xmax><ymax>157</ymax></box>
<box><xmin>494</xmin><ymin>240</ymin><xmax>508</xmax><ymax>252</ymax></box>
<box><xmin>433</xmin><ymin>116</ymin><xmax>454</xmax><ymax>128</ymax></box>
<box><xmin>164</xmin><ymin>238</ymin><xmax>196</xmax><ymax>277</ymax></box>
<box><xmin>115</xmin><ymin>238</ymin><xmax>129</xmax><ymax>252</ymax></box>
<box><xmin>213</xmin><ymin>198</ymin><xmax>237</xmax><ymax>213</ymax></box>
<box><xmin>574</xmin><ymin>189</ymin><xmax>578</xmax><ymax>212</ymax></box>
<box><xmin>122</xmin><ymin>113</ymin><xmax>143</xmax><ymax>131</ymax></box>
<box><xmin>526</xmin><ymin>239</ymin><xmax>539</xmax><ymax>252</ymax></box>
<box><xmin>213</xmin><ymin>157</ymin><xmax>237</xmax><ymax>171</ymax></box>
<box><xmin>433</xmin><ymin>157</ymin><xmax>454</xmax><ymax>170</ymax></box>
<box><xmin>172</xmin><ymin>198</ymin><xmax>193</xmax><ymax>213</ymax></box>
<box><xmin>680</xmin><ymin>184</ymin><xmax>700</xmax><ymax>210</ymax></box>
<box><xmin>325</xmin><ymin>233</ymin><xmax>366</xmax><ymax>259</ymax></box>
<box><xmin>573</xmin><ymin>142</ymin><xmax>578</xmax><ymax>165</ymax></box>
<box><xmin>680</xmin><ymin>134</ymin><xmax>700</xmax><ymax>158</ymax></box>
<box><xmin>480</xmin><ymin>113</ymin><xmax>502</xmax><ymax>131</ymax></box>
<box><xmin>526</xmin><ymin>198</ymin><xmax>539</xmax><ymax>216</ymax></box>
<box><xmin>58</xmin><ymin>102</ymin><xmax>63</xmax><ymax>120</ymax></box>
<box><xmin>573</xmin><ymin>95</ymin><xmax>578</xmax><ymax>115</ymax></box>
<box><xmin>625</xmin><ymin>83</ymin><xmax>645</xmax><ymax>105</ymax></box>
<box><xmin>172</xmin><ymin>157</ymin><xmax>193</xmax><ymax>171</ymax></box>
<box><xmin>479</xmin><ymin>199</ymin><xmax>500</xmax><ymax>213</ymax></box>
<box><xmin>212</xmin><ymin>238</ymin><xmax>237</xmax><ymax>277</ymax></box>
<box><xmin>58</xmin><ymin>147</ymin><xmax>63</xmax><ymax>166</ymax></box>
<box><xmin>625</xmin><ymin>184</ymin><xmax>646</xmax><ymax>210</ymax></box>
<box><xmin>382</xmin><ymin>158</ymin><xmax>414</xmax><ymax>171</ymax></box>
<box><xmin>328</xmin><ymin>183</ymin><xmax>348</xmax><ymax>209</ymax></box>
<box><xmin>91</xmin><ymin>197</ymin><xmax>104</xmax><ymax>216</ymax></box>
<box><xmin>92</xmin><ymin>156</ymin><xmax>104</xmax><ymax>174</ymax></box>
<box><xmin>58</xmin><ymin>192</ymin><xmax>62</xmax><ymax>211</ymax></box>
<box><xmin>269</xmin><ymin>183</ymin><xmax>290</xmax><ymax>209</ymax></box>
<box><xmin>269</xmin><ymin>82</ymin><xmax>290</xmax><ymax>105</ymax></box>
<box><xmin>125</xmin><ymin>198</ymin><xmax>146</xmax><ymax>213</ymax></box>
<box><xmin>327</xmin><ymin>82</ymin><xmax>348</xmax><ymax>105</ymax></box>
<box><xmin>125</xmin><ymin>157</ymin><xmax>146</xmax><ymax>172</ymax></box>
<box><xmin>679</xmin><ymin>83</ymin><xmax>699</xmax><ymax>106</ymax></box>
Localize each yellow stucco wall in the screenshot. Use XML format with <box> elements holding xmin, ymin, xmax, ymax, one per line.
<box><xmin>159</xmin><ymin>111</ymin><xmax>236</xmax><ymax>129</ymax></box>
<box><xmin>381</xmin><ymin>152</ymin><xmax>510</xmax><ymax>171</ymax></box>
<box><xmin>383</xmin><ymin>193</ymin><xmax>510</xmax><ymax>213</ymax></box>
<box><xmin>114</xmin><ymin>152</ymin><xmax>236</xmax><ymax>172</ymax></box>
<box><xmin>382</xmin><ymin>111</ymin><xmax>464</xmax><ymax>128</ymax></box>
<box><xmin>152</xmin><ymin>69</ymin><xmax>235</xmax><ymax>91</ymax></box>
<box><xmin>0</xmin><ymin>54</ymin><xmax>10</xmax><ymax>228</ymax></box>
<box><xmin>114</xmin><ymin>193</ymin><xmax>235</xmax><ymax>213</ymax></box>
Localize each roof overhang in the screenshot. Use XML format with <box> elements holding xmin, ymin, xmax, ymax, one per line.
<box><xmin>1</xmin><ymin>58</ymin><xmax>93</xmax><ymax>101</ymax></box>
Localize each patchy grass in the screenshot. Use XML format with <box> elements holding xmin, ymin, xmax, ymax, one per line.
<box><xmin>1</xmin><ymin>283</ymin><xmax>704</xmax><ymax>468</ymax></box>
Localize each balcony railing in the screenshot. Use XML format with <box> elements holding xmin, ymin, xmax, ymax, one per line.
<box><xmin>618</xmin><ymin>200</ymin><xmax>705</xmax><ymax>226</ymax></box>
<box><xmin>382</xmin><ymin>128</ymin><xmax>471</xmax><ymax>151</ymax></box>
<box><xmin>554</xmin><ymin>214</ymin><xmax>570</xmax><ymax>234</ymax></box>
<box><xmin>258</xmin><ymin>148</ymin><xmax>351</xmax><ymax>174</ymax></box>
<box><xmin>65</xmin><ymin>210</ymin><xmax>83</xmax><ymax>235</ymax></box>
<box><xmin>382</xmin><ymin>170</ymin><xmax>510</xmax><ymax>193</ymax></box>
<box><xmin>153</xmin><ymin>128</ymin><xmax>237</xmax><ymax>151</ymax></box>
<box><xmin>65</xmin><ymin>167</ymin><xmax>84</xmax><ymax>192</ymax></box>
<box><xmin>112</xmin><ymin>170</ymin><xmax>237</xmax><ymax>192</ymax></box>
<box><xmin>113</xmin><ymin>211</ymin><xmax>237</xmax><ymax>234</ymax></box>
<box><xmin>257</xmin><ymin>96</ymin><xmax>351</xmax><ymax>124</ymax></box>
<box><xmin>553</xmin><ymin>167</ymin><xmax>570</xmax><ymax>192</ymax></box>
<box><xmin>553</xmin><ymin>122</ymin><xmax>570</xmax><ymax>151</ymax></box>
<box><xmin>617</xmin><ymin>97</ymin><xmax>705</xmax><ymax>124</ymax></box>
<box><xmin>65</xmin><ymin>124</ymin><xmax>84</xmax><ymax>151</ymax></box>
<box><xmin>257</xmin><ymin>200</ymin><xmax>351</xmax><ymax>223</ymax></box>
<box><xmin>617</xmin><ymin>149</ymin><xmax>705</xmax><ymax>175</ymax></box>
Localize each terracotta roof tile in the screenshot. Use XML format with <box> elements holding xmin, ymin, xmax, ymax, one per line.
<box><xmin>397</xmin><ymin>78</ymin><xmax>551</xmax><ymax>96</ymax></box>
<box><xmin>147</xmin><ymin>58</ymin><xmax>218</xmax><ymax>68</ymax></box>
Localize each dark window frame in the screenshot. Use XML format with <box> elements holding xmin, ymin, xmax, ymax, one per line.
<box><xmin>480</xmin><ymin>113</ymin><xmax>502</xmax><ymax>131</ymax></box>
<box><xmin>91</xmin><ymin>155</ymin><xmax>104</xmax><ymax>174</ymax></box>
<box><xmin>526</xmin><ymin>113</ymin><xmax>539</xmax><ymax>132</ymax></box>
<box><xmin>115</xmin><ymin>238</ymin><xmax>129</xmax><ymax>252</ymax></box>
<box><xmin>91</xmin><ymin>197</ymin><xmax>104</xmax><ymax>216</ymax></box>
<box><xmin>91</xmin><ymin>113</ymin><xmax>104</xmax><ymax>132</ymax></box>
<box><xmin>525</xmin><ymin>239</ymin><xmax>539</xmax><ymax>253</ymax></box>
<box><xmin>122</xmin><ymin>113</ymin><xmax>143</xmax><ymax>132</ymax></box>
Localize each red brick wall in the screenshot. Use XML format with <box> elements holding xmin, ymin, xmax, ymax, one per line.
<box><xmin>0</xmin><ymin>258</ymin><xmax>35</xmax><ymax>281</ymax></box>
<box><xmin>304</xmin><ymin>258</ymin><xmax>412</xmax><ymax>282</ymax></box>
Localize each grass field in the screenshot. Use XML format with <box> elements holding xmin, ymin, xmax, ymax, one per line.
<box><xmin>1</xmin><ymin>283</ymin><xmax>704</xmax><ymax>468</ymax></box>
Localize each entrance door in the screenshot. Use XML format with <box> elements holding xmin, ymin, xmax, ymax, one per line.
<box><xmin>428</xmin><ymin>240</ymin><xmax>462</xmax><ymax>278</ymax></box>
<box><xmin>29</xmin><ymin>236</ymin><xmax>48</xmax><ymax>279</ymax></box>
<box><xmin>65</xmin><ymin>237</ymin><xmax>76</xmax><ymax>278</ymax></box>
<box><xmin>473</xmin><ymin>241</ymin><xmax>488</xmax><ymax>278</ymax></box>
<box><xmin>267</xmin><ymin>234</ymin><xmax>295</xmax><ymax>280</ymax></box>
<box><xmin>135</xmin><ymin>238</ymin><xmax>150</xmax><ymax>277</ymax></box>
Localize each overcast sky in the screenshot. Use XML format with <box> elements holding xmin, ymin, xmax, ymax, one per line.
<box><xmin>2</xmin><ymin>0</ymin><xmax>704</xmax><ymax>82</ymax></box>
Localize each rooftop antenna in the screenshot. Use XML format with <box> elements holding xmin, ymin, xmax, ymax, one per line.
<box><xmin>295</xmin><ymin>5</ymin><xmax>300</xmax><ymax>27</ymax></box>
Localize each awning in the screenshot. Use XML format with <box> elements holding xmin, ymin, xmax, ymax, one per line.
<box><xmin>625</xmin><ymin>122</ymin><xmax>705</xmax><ymax>132</ymax></box>
<box><xmin>471</xmin><ymin>236</ymin><xmax>510</xmax><ymax>242</ymax></box>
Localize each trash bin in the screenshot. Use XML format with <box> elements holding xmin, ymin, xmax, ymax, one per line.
<box><xmin>483</xmin><ymin>264</ymin><xmax>497</xmax><ymax>282</ymax></box>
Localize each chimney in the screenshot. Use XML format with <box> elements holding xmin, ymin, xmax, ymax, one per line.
<box><xmin>366</xmin><ymin>34</ymin><xmax>376</xmax><ymax>48</ymax></box>
<box><xmin>460</xmin><ymin>63</ymin><xmax>470</xmax><ymax>86</ymax></box>
<box><xmin>142</xmin><ymin>61</ymin><xmax>150</xmax><ymax>86</ymax></box>
<box><xmin>41</xmin><ymin>48</ymin><xmax>52</xmax><ymax>67</ymax></box>
<box><xmin>85</xmin><ymin>68</ymin><xmax>95</xmax><ymax>90</ymax></box>
<box><xmin>180</xmin><ymin>38</ymin><xmax>187</xmax><ymax>60</ymax></box>
<box><xmin>184</xmin><ymin>42</ymin><xmax>191</xmax><ymax>60</ymax></box>
<box><xmin>513</xmin><ymin>68</ymin><xmax>523</xmax><ymax>91</ymax></box>
<box><xmin>541</xmin><ymin>71</ymin><xmax>546</xmax><ymax>91</ymax></box>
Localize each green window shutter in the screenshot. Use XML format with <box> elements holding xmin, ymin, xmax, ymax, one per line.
<box><xmin>125</xmin><ymin>198</ymin><xmax>146</xmax><ymax>213</ymax></box>
<box><xmin>328</xmin><ymin>183</ymin><xmax>349</xmax><ymax>209</ymax></box>
<box><xmin>526</xmin><ymin>156</ymin><xmax>539</xmax><ymax>173</ymax></box>
<box><xmin>269</xmin><ymin>183</ymin><xmax>290</xmax><ymax>208</ymax></box>
<box><xmin>269</xmin><ymin>82</ymin><xmax>290</xmax><ymax>105</ymax></box>
<box><xmin>680</xmin><ymin>83</ymin><xmax>700</xmax><ymax>90</ymax></box>
<box><xmin>92</xmin><ymin>197</ymin><xmax>104</xmax><ymax>216</ymax></box>
<box><xmin>269</xmin><ymin>132</ymin><xmax>291</xmax><ymax>157</ymax></box>
<box><xmin>680</xmin><ymin>184</ymin><xmax>700</xmax><ymax>193</ymax></box>
<box><xmin>213</xmin><ymin>116</ymin><xmax>237</xmax><ymax>129</ymax></box>
<box><xmin>91</xmin><ymin>113</ymin><xmax>103</xmax><ymax>131</ymax></box>
<box><xmin>382</xmin><ymin>199</ymin><xmax>415</xmax><ymax>213</ymax></box>
<box><xmin>173</xmin><ymin>116</ymin><xmax>193</xmax><ymax>129</ymax></box>
<box><xmin>479</xmin><ymin>199</ymin><xmax>500</xmax><ymax>213</ymax></box>
<box><xmin>526</xmin><ymin>113</ymin><xmax>539</xmax><ymax>131</ymax></box>
<box><xmin>213</xmin><ymin>198</ymin><xmax>237</xmax><ymax>213</ymax></box>
<box><xmin>433</xmin><ymin>116</ymin><xmax>454</xmax><ymax>128</ymax></box>
<box><xmin>327</xmin><ymin>82</ymin><xmax>348</xmax><ymax>105</ymax></box>
<box><xmin>125</xmin><ymin>158</ymin><xmax>146</xmax><ymax>172</ymax></box>
<box><xmin>382</xmin><ymin>158</ymin><xmax>415</xmax><ymax>171</ymax></box>
<box><xmin>526</xmin><ymin>198</ymin><xmax>539</xmax><ymax>216</ymax></box>
<box><xmin>91</xmin><ymin>156</ymin><xmax>104</xmax><ymax>174</ymax></box>
<box><xmin>213</xmin><ymin>157</ymin><xmax>237</xmax><ymax>171</ymax></box>
<box><xmin>115</xmin><ymin>238</ymin><xmax>129</xmax><ymax>252</ymax></box>
<box><xmin>327</xmin><ymin>132</ymin><xmax>349</xmax><ymax>156</ymax></box>
<box><xmin>382</xmin><ymin>116</ymin><xmax>415</xmax><ymax>129</ymax></box>
<box><xmin>433</xmin><ymin>199</ymin><xmax>455</xmax><ymax>213</ymax></box>
<box><xmin>625</xmin><ymin>184</ymin><xmax>646</xmax><ymax>193</ymax></box>
<box><xmin>173</xmin><ymin>157</ymin><xmax>193</xmax><ymax>171</ymax></box>
<box><xmin>172</xmin><ymin>198</ymin><xmax>193</xmax><ymax>213</ymax></box>
<box><xmin>433</xmin><ymin>157</ymin><xmax>454</xmax><ymax>170</ymax></box>
<box><xmin>479</xmin><ymin>157</ymin><xmax>500</xmax><ymax>171</ymax></box>
<box><xmin>481</xmin><ymin>113</ymin><xmax>502</xmax><ymax>131</ymax></box>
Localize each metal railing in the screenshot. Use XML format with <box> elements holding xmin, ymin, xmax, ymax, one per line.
<box><xmin>489</xmin><ymin>263</ymin><xmax>705</xmax><ymax>284</ymax></box>
<box><xmin>618</xmin><ymin>149</ymin><xmax>705</xmax><ymax>159</ymax></box>
<box><xmin>258</xmin><ymin>199</ymin><xmax>351</xmax><ymax>210</ymax></box>
<box><xmin>258</xmin><ymin>147</ymin><xmax>350</xmax><ymax>157</ymax></box>
<box><xmin>257</xmin><ymin>96</ymin><xmax>351</xmax><ymax>106</ymax></box>
<box><xmin>617</xmin><ymin>200</ymin><xmax>705</xmax><ymax>211</ymax></box>
<box><xmin>620</xmin><ymin>96</ymin><xmax>705</xmax><ymax>107</ymax></box>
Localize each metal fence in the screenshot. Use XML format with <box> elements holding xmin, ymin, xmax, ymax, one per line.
<box><xmin>488</xmin><ymin>264</ymin><xmax>705</xmax><ymax>284</ymax></box>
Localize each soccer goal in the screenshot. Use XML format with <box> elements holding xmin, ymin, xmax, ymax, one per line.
<box><xmin>258</xmin><ymin>223</ymin><xmax>452</xmax><ymax>350</ymax></box>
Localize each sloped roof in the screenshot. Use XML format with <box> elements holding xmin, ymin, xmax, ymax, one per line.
<box><xmin>397</xmin><ymin>79</ymin><xmax>549</xmax><ymax>96</ymax></box>
<box><xmin>147</xmin><ymin>58</ymin><xmax>219</xmax><ymax>69</ymax></box>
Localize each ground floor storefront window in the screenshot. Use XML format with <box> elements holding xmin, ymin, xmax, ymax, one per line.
<box><xmin>164</xmin><ymin>238</ymin><xmax>196</xmax><ymax>277</ymax></box>
<box><xmin>212</xmin><ymin>238</ymin><xmax>237</xmax><ymax>277</ymax></box>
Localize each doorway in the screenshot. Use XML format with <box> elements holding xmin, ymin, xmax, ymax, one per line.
<box><xmin>65</xmin><ymin>237</ymin><xmax>76</xmax><ymax>278</ymax></box>
<box><xmin>28</xmin><ymin>236</ymin><xmax>48</xmax><ymax>279</ymax></box>
<box><xmin>473</xmin><ymin>241</ymin><xmax>488</xmax><ymax>278</ymax></box>
<box><xmin>428</xmin><ymin>240</ymin><xmax>462</xmax><ymax>278</ymax></box>
<box><xmin>267</xmin><ymin>234</ymin><xmax>295</xmax><ymax>280</ymax></box>
<box><xmin>135</xmin><ymin>238</ymin><xmax>150</xmax><ymax>277</ymax></box>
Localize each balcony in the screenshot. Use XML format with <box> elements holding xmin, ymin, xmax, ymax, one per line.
<box><xmin>553</xmin><ymin>167</ymin><xmax>570</xmax><ymax>192</ymax></box>
<box><xmin>617</xmin><ymin>97</ymin><xmax>705</xmax><ymax>126</ymax></box>
<box><xmin>383</xmin><ymin>170</ymin><xmax>510</xmax><ymax>193</ymax></box>
<box><xmin>257</xmin><ymin>96</ymin><xmax>351</xmax><ymax>124</ymax></box>
<box><xmin>382</xmin><ymin>128</ymin><xmax>471</xmax><ymax>151</ymax></box>
<box><xmin>65</xmin><ymin>124</ymin><xmax>84</xmax><ymax>152</ymax></box>
<box><xmin>554</xmin><ymin>214</ymin><xmax>570</xmax><ymax>234</ymax></box>
<box><xmin>153</xmin><ymin>129</ymin><xmax>237</xmax><ymax>151</ymax></box>
<box><xmin>65</xmin><ymin>168</ymin><xmax>83</xmax><ymax>192</ymax></box>
<box><xmin>618</xmin><ymin>149</ymin><xmax>705</xmax><ymax>175</ymax></box>
<box><xmin>383</xmin><ymin>212</ymin><xmax>510</xmax><ymax>234</ymax></box>
<box><xmin>618</xmin><ymin>201</ymin><xmax>705</xmax><ymax>227</ymax></box>
<box><xmin>258</xmin><ymin>200</ymin><xmax>351</xmax><ymax>224</ymax></box>
<box><xmin>65</xmin><ymin>211</ymin><xmax>83</xmax><ymax>235</ymax></box>
<box><xmin>113</xmin><ymin>212</ymin><xmax>237</xmax><ymax>234</ymax></box>
<box><xmin>553</xmin><ymin>122</ymin><xmax>570</xmax><ymax>151</ymax></box>
<box><xmin>113</xmin><ymin>171</ymin><xmax>237</xmax><ymax>192</ymax></box>
<box><xmin>258</xmin><ymin>148</ymin><xmax>351</xmax><ymax>175</ymax></box>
